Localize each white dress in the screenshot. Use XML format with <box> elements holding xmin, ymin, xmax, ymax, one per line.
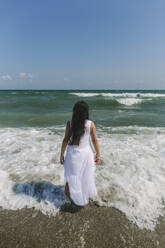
<box><xmin>63</xmin><ymin>120</ymin><xmax>97</xmax><ymax>206</ymax></box>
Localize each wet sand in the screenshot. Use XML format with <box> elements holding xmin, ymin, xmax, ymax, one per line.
<box><xmin>0</xmin><ymin>204</ymin><xmax>165</xmax><ymax>248</ymax></box>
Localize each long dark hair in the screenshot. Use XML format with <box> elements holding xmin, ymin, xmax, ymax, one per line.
<box><xmin>69</xmin><ymin>101</ymin><xmax>89</xmax><ymax>145</ymax></box>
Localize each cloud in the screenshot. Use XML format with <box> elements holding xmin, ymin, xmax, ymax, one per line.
<box><xmin>18</xmin><ymin>72</ymin><xmax>33</xmax><ymax>79</ymax></box>
<box><xmin>0</xmin><ymin>74</ymin><xmax>12</xmax><ymax>80</ymax></box>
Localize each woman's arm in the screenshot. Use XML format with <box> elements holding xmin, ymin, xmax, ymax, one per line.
<box><xmin>60</xmin><ymin>121</ymin><xmax>71</xmax><ymax>164</ymax></box>
<box><xmin>90</xmin><ymin>121</ymin><xmax>100</xmax><ymax>164</ymax></box>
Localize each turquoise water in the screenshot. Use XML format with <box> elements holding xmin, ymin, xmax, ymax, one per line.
<box><xmin>0</xmin><ymin>90</ymin><xmax>165</xmax><ymax>127</ymax></box>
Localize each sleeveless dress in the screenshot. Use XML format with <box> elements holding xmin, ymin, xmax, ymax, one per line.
<box><xmin>63</xmin><ymin>120</ymin><xmax>97</xmax><ymax>206</ymax></box>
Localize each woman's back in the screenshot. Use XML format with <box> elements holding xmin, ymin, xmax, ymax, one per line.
<box><xmin>69</xmin><ymin>119</ymin><xmax>92</xmax><ymax>149</ymax></box>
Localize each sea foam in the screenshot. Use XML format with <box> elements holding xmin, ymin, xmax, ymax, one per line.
<box><xmin>70</xmin><ymin>92</ymin><xmax>165</xmax><ymax>98</ymax></box>
<box><xmin>0</xmin><ymin>126</ymin><xmax>165</xmax><ymax>230</ymax></box>
<box><xmin>95</xmin><ymin>128</ymin><xmax>165</xmax><ymax>230</ymax></box>
<box><xmin>70</xmin><ymin>92</ymin><xmax>165</xmax><ymax>106</ymax></box>
<box><xmin>116</xmin><ymin>98</ymin><xmax>143</xmax><ymax>106</ymax></box>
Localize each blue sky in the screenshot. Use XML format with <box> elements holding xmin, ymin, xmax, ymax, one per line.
<box><xmin>0</xmin><ymin>0</ymin><xmax>165</xmax><ymax>90</ymax></box>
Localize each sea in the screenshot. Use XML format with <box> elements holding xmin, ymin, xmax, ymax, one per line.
<box><xmin>0</xmin><ymin>89</ymin><xmax>165</xmax><ymax>230</ymax></box>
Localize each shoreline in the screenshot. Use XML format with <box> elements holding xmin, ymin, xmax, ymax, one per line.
<box><xmin>0</xmin><ymin>204</ymin><xmax>164</xmax><ymax>248</ymax></box>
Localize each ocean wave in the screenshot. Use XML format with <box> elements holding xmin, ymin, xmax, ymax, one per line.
<box><xmin>102</xmin><ymin>93</ymin><xmax>165</xmax><ymax>98</ymax></box>
<box><xmin>0</xmin><ymin>97</ymin><xmax>143</xmax><ymax>108</ymax></box>
<box><xmin>95</xmin><ymin>128</ymin><xmax>165</xmax><ymax>230</ymax></box>
<box><xmin>102</xmin><ymin>97</ymin><xmax>160</xmax><ymax>107</ymax></box>
<box><xmin>0</xmin><ymin>126</ymin><xmax>165</xmax><ymax>230</ymax></box>
<box><xmin>70</xmin><ymin>92</ymin><xmax>165</xmax><ymax>98</ymax></box>
<box><xmin>70</xmin><ymin>93</ymin><xmax>99</xmax><ymax>97</ymax></box>
<box><xmin>98</xmin><ymin>125</ymin><xmax>165</xmax><ymax>134</ymax></box>
<box><xmin>90</xmin><ymin>98</ymin><xmax>144</xmax><ymax>106</ymax></box>
<box><xmin>70</xmin><ymin>92</ymin><xmax>165</xmax><ymax>106</ymax></box>
<box><xmin>116</xmin><ymin>98</ymin><xmax>143</xmax><ymax>106</ymax></box>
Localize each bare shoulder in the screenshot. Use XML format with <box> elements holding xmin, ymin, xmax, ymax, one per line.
<box><xmin>90</xmin><ymin>120</ymin><xmax>96</xmax><ymax>134</ymax></box>
<box><xmin>90</xmin><ymin>120</ymin><xmax>95</xmax><ymax>127</ymax></box>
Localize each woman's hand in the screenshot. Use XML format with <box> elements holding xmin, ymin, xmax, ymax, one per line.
<box><xmin>60</xmin><ymin>155</ymin><xmax>64</xmax><ymax>164</ymax></box>
<box><xmin>94</xmin><ymin>155</ymin><xmax>100</xmax><ymax>164</ymax></box>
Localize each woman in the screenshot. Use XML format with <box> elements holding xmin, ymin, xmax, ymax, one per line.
<box><xmin>60</xmin><ymin>101</ymin><xmax>100</xmax><ymax>206</ymax></box>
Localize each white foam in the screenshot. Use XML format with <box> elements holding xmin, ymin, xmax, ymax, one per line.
<box><xmin>95</xmin><ymin>128</ymin><xmax>165</xmax><ymax>230</ymax></box>
<box><xmin>70</xmin><ymin>93</ymin><xmax>148</xmax><ymax>106</ymax></box>
<box><xmin>70</xmin><ymin>93</ymin><xmax>99</xmax><ymax>97</ymax></box>
<box><xmin>116</xmin><ymin>98</ymin><xmax>143</xmax><ymax>106</ymax></box>
<box><xmin>0</xmin><ymin>126</ymin><xmax>165</xmax><ymax>230</ymax></box>
<box><xmin>0</xmin><ymin>127</ymin><xmax>68</xmax><ymax>215</ymax></box>
<box><xmin>70</xmin><ymin>92</ymin><xmax>165</xmax><ymax>98</ymax></box>
<box><xmin>102</xmin><ymin>93</ymin><xmax>165</xmax><ymax>98</ymax></box>
<box><xmin>102</xmin><ymin>125</ymin><xmax>165</xmax><ymax>134</ymax></box>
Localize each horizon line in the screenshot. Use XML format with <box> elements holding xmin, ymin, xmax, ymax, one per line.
<box><xmin>0</xmin><ymin>89</ymin><xmax>165</xmax><ymax>91</ymax></box>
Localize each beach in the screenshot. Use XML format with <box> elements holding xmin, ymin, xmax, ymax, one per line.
<box><xmin>0</xmin><ymin>204</ymin><xmax>164</xmax><ymax>248</ymax></box>
<box><xmin>0</xmin><ymin>90</ymin><xmax>165</xmax><ymax>246</ymax></box>
<box><xmin>1</xmin><ymin>0</ymin><xmax>165</xmax><ymax>245</ymax></box>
